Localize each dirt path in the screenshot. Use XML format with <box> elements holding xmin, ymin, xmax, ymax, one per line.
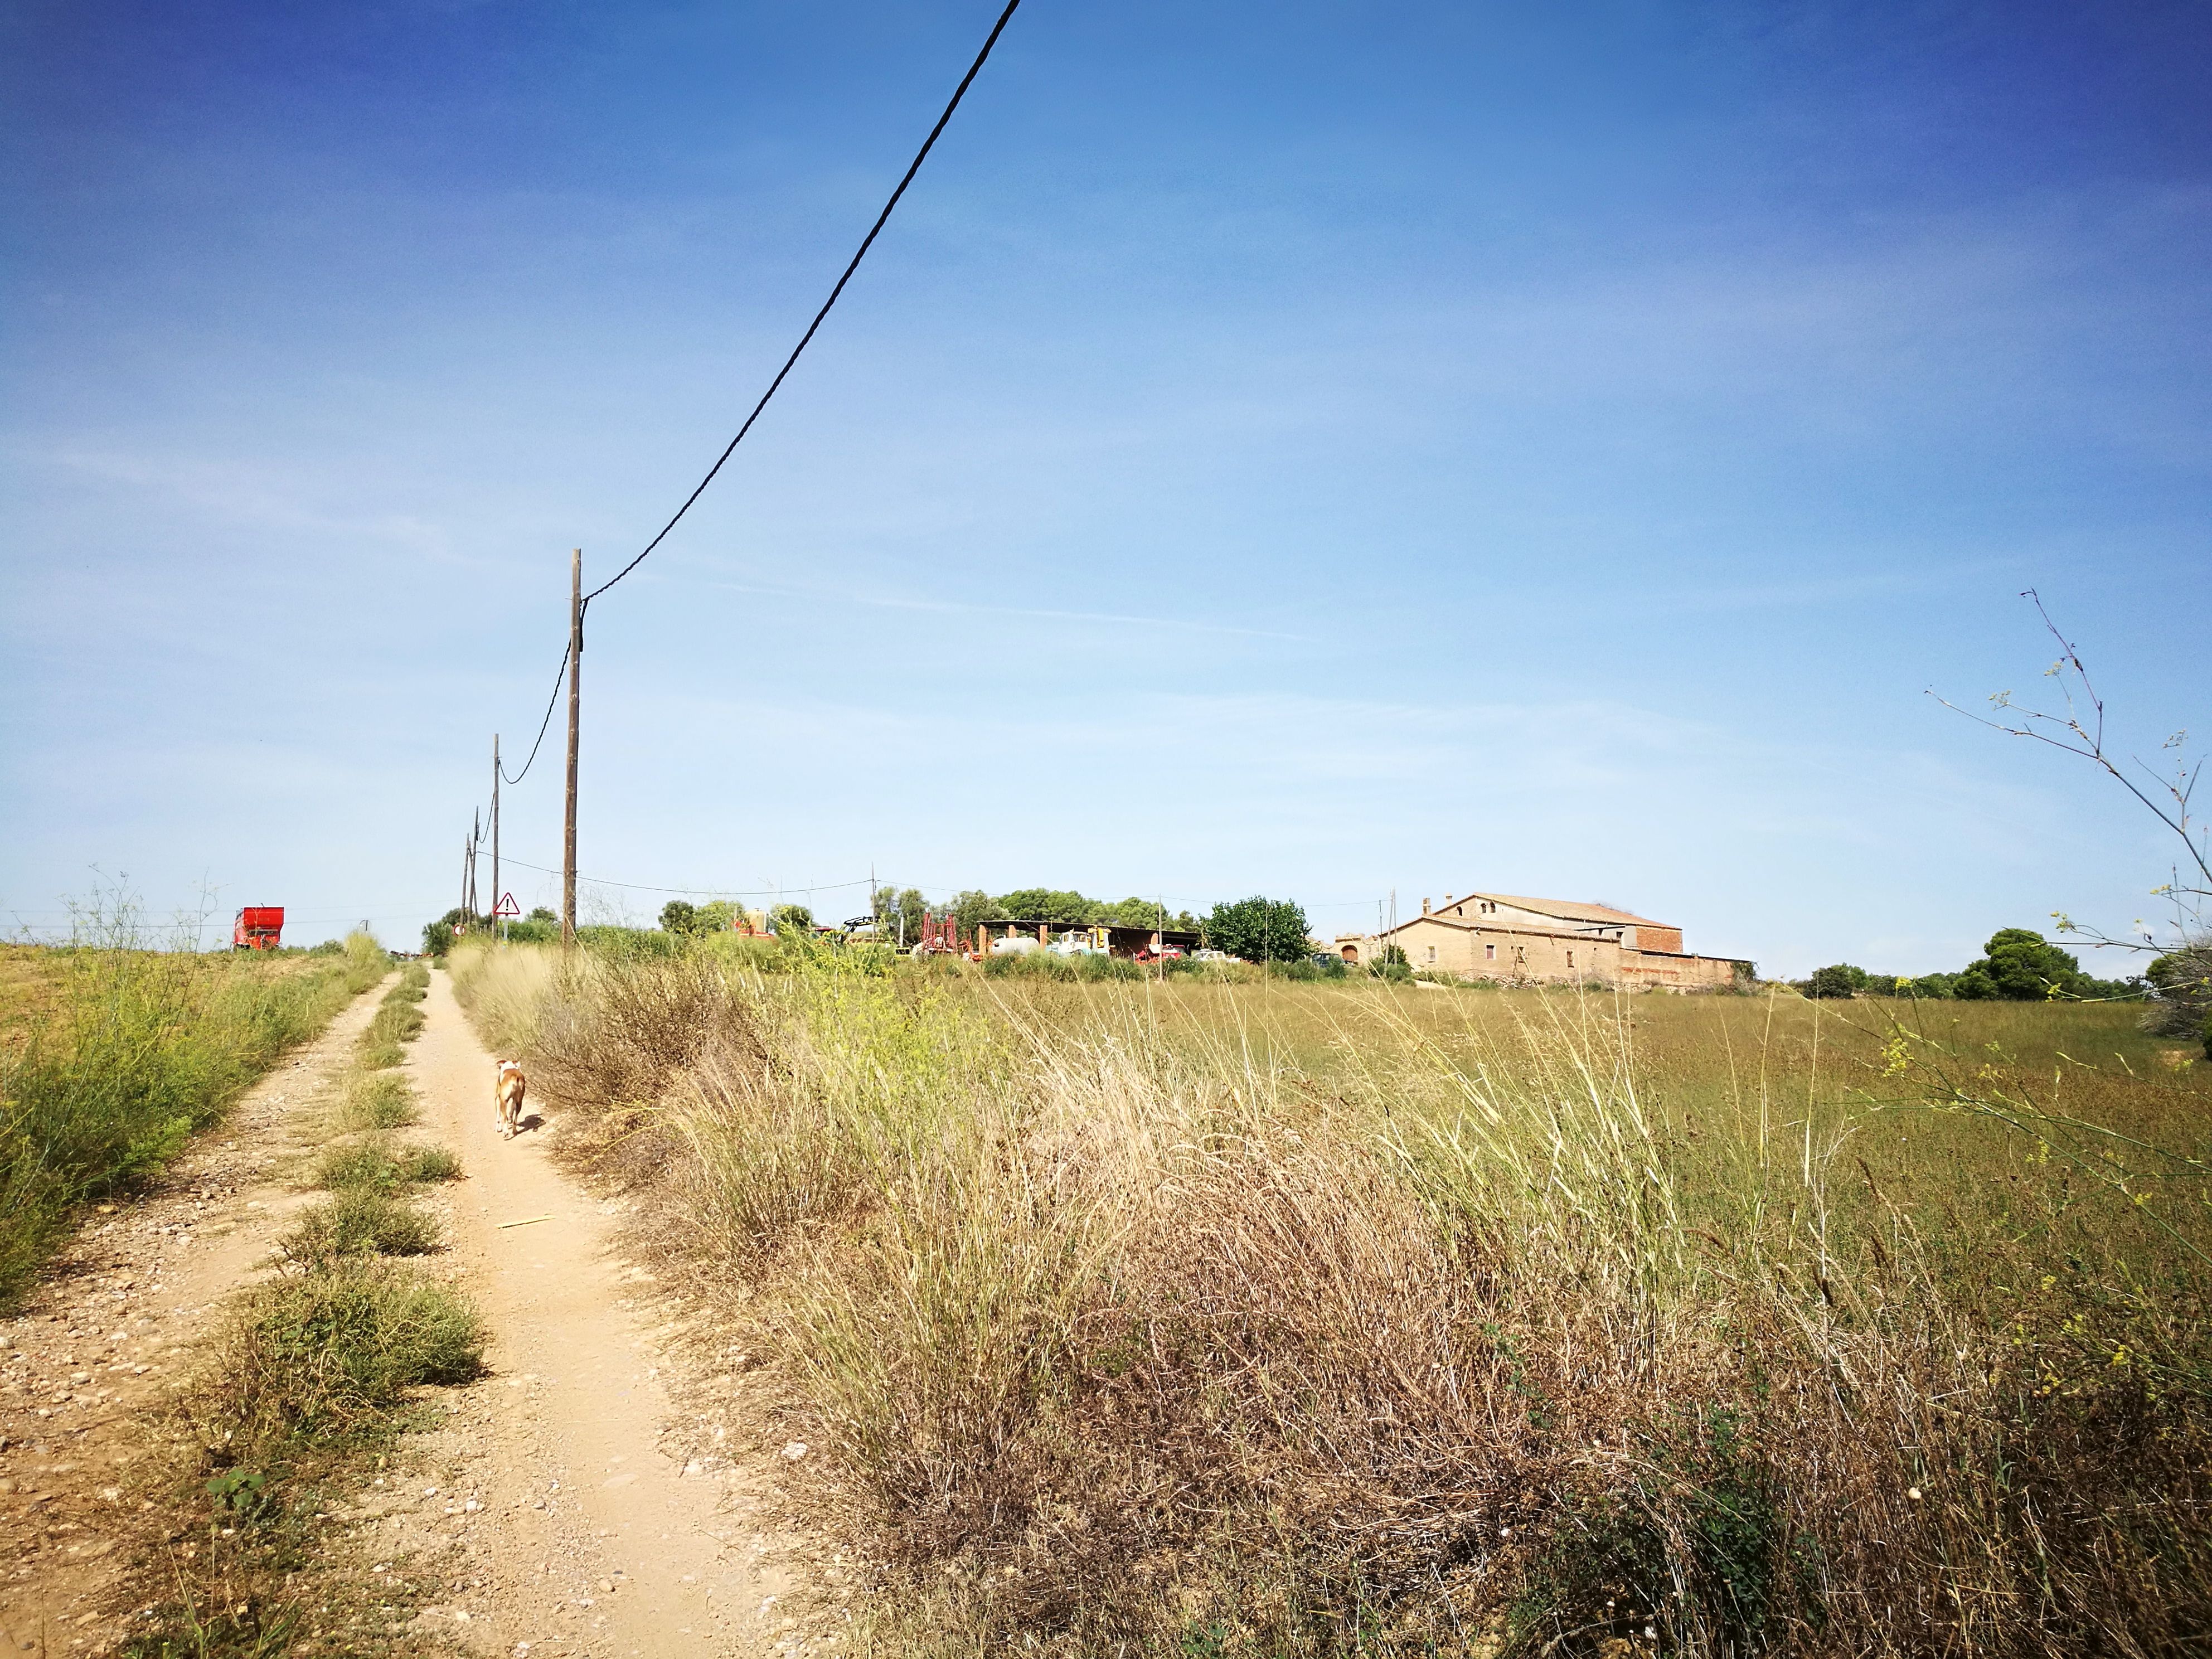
<box><xmin>405</xmin><ymin>966</ymin><xmax>820</xmax><ymax>1659</ymax></box>
<box><xmin>0</xmin><ymin>972</ymin><xmax>392</xmax><ymax>1654</ymax></box>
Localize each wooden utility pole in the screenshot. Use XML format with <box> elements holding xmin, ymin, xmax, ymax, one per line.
<box><xmin>491</xmin><ymin>734</ymin><xmax>501</xmax><ymax>944</ymax></box>
<box><xmin>561</xmin><ymin>549</ymin><xmax>582</xmax><ymax>951</ymax></box>
<box><xmin>467</xmin><ymin>811</ymin><xmax>480</xmax><ymax>920</ymax></box>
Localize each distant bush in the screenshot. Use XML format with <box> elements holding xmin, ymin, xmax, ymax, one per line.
<box><xmin>659</xmin><ymin>899</ymin><xmax>699</xmax><ymax>934</ymax></box>
<box><xmin>1803</xmin><ymin>964</ymin><xmax>1870</xmax><ymax>999</ymax></box>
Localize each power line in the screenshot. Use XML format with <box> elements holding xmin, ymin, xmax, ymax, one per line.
<box><xmin>581</xmin><ymin>0</ymin><xmax>1024</xmax><ymax>606</ymax></box>
<box><xmin>488</xmin><ymin>0</ymin><xmax>1020</xmax><ymax>807</ymax></box>
<box><xmin>501</xmin><ymin>643</ymin><xmax>570</xmax><ymax>786</ymax></box>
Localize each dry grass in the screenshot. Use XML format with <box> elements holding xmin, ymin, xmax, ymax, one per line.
<box><xmin>454</xmin><ymin>943</ymin><xmax>2212</xmax><ymax>1657</ymax></box>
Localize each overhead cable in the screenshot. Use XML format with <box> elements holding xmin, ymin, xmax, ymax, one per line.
<box><xmin>582</xmin><ymin>0</ymin><xmax>1024</xmax><ymax>605</ymax></box>
<box><xmin>500</xmin><ymin>643</ymin><xmax>571</xmax><ymax>786</ymax></box>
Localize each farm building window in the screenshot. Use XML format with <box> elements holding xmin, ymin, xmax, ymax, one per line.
<box><xmin>1425</xmin><ymin>945</ymin><xmax>1437</xmax><ymax>963</ymax></box>
<box><xmin>1514</xmin><ymin>946</ymin><xmax>1527</xmax><ymax>965</ymax></box>
<box><xmin>1485</xmin><ymin>943</ymin><xmax>1496</xmax><ymax>961</ymax></box>
<box><xmin>1567</xmin><ymin>949</ymin><xmax>1575</xmax><ymax>968</ymax></box>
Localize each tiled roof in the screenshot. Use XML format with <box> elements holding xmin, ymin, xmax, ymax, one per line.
<box><xmin>1459</xmin><ymin>892</ymin><xmax>1670</xmax><ymax>928</ymax></box>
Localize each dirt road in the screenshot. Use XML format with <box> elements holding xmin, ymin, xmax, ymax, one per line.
<box><xmin>3</xmin><ymin>966</ymin><xmax>832</xmax><ymax>1658</ymax></box>
<box><xmin>405</xmin><ymin>966</ymin><xmax>818</xmax><ymax>1658</ymax></box>
<box><xmin>0</xmin><ymin>974</ymin><xmax>391</xmax><ymax>1652</ymax></box>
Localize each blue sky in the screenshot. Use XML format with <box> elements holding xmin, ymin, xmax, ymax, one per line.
<box><xmin>4</xmin><ymin>1</ymin><xmax>2207</xmax><ymax>973</ymax></box>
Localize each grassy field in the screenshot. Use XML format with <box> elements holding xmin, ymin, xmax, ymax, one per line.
<box><xmin>0</xmin><ymin>934</ymin><xmax>389</xmax><ymax>1304</ymax></box>
<box><xmin>455</xmin><ymin>941</ymin><xmax>2211</xmax><ymax>1658</ymax></box>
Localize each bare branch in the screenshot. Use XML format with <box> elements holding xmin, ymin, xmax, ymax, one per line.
<box><xmin>1930</xmin><ymin>593</ymin><xmax>2212</xmax><ymax>910</ymax></box>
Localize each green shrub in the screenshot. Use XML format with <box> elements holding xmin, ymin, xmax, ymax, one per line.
<box><xmin>282</xmin><ymin>1188</ymin><xmax>441</xmax><ymax>1265</ymax></box>
<box><xmin>214</xmin><ymin>1261</ymin><xmax>482</xmax><ymax>1449</ymax></box>
<box><xmin>395</xmin><ymin>1142</ymin><xmax>462</xmax><ymax>1183</ymax></box>
<box><xmin>314</xmin><ymin>1138</ymin><xmax>459</xmax><ymax>1191</ymax></box>
<box><xmin>352</xmin><ymin>994</ymin><xmax>424</xmax><ymax>1070</ymax></box>
<box><xmin>338</xmin><ymin>1073</ymin><xmax>416</xmax><ymax>1131</ymax></box>
<box><xmin>316</xmin><ymin>1141</ymin><xmax>401</xmax><ymax>1192</ymax></box>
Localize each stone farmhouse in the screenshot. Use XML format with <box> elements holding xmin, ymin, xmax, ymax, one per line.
<box><xmin>1336</xmin><ymin>890</ymin><xmax>1750</xmax><ymax>991</ymax></box>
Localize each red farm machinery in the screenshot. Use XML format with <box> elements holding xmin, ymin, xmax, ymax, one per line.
<box><xmin>916</xmin><ymin>911</ymin><xmax>965</xmax><ymax>956</ymax></box>
<box><xmin>232</xmin><ymin>906</ymin><xmax>284</xmax><ymax>950</ymax></box>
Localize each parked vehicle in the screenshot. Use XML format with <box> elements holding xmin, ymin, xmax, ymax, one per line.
<box><xmin>232</xmin><ymin>906</ymin><xmax>284</xmax><ymax>950</ymax></box>
<box><xmin>1049</xmin><ymin>930</ymin><xmax>1108</xmax><ymax>958</ymax></box>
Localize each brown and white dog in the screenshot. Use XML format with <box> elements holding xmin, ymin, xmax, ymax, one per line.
<box><xmin>494</xmin><ymin>1059</ymin><xmax>527</xmax><ymax>1139</ymax></box>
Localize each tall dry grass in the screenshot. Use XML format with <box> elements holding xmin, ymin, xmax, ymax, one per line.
<box><xmin>453</xmin><ymin>942</ymin><xmax>2212</xmax><ymax>1656</ymax></box>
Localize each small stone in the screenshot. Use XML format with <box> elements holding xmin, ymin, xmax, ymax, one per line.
<box><xmin>780</xmin><ymin>1442</ymin><xmax>808</xmax><ymax>1462</ymax></box>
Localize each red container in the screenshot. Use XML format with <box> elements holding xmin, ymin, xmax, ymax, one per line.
<box><xmin>232</xmin><ymin>906</ymin><xmax>284</xmax><ymax>950</ymax></box>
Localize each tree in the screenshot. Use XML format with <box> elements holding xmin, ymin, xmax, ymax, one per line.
<box><xmin>1205</xmin><ymin>896</ymin><xmax>1311</xmax><ymax>964</ymax></box>
<box><xmin>768</xmin><ymin>903</ymin><xmax>814</xmax><ymax>936</ymax></box>
<box><xmin>1957</xmin><ymin>927</ymin><xmax>2089</xmax><ymax>1001</ymax></box>
<box><xmin>994</xmin><ymin>888</ymin><xmax>1099</xmax><ymax>925</ymax></box>
<box><xmin>867</xmin><ymin>886</ymin><xmax>927</xmax><ymax>945</ymax></box>
<box><xmin>1935</xmin><ymin>591</ymin><xmax>2206</xmax><ymax>958</ymax></box>
<box><xmin>527</xmin><ymin>906</ymin><xmax>557</xmax><ymax>924</ymax></box>
<box><xmin>1803</xmin><ymin>964</ymin><xmax>1870</xmax><ymax>1000</ymax></box>
<box><xmin>659</xmin><ymin>899</ymin><xmax>698</xmax><ymax>934</ymax></box>
<box><xmin>695</xmin><ymin>899</ymin><xmax>737</xmax><ymax>932</ymax></box>
<box><xmin>949</xmin><ymin>890</ymin><xmax>1006</xmax><ymax>930</ymax></box>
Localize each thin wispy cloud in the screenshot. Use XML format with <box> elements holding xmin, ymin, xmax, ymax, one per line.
<box><xmin>702</xmin><ymin>578</ymin><xmax>1309</xmax><ymax>641</ymax></box>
